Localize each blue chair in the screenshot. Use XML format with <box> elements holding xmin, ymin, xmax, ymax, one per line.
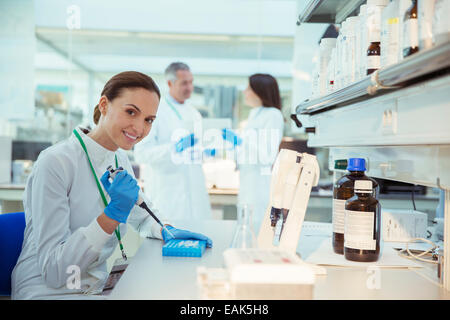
<box><xmin>0</xmin><ymin>212</ymin><xmax>25</xmax><ymax>296</ymax></box>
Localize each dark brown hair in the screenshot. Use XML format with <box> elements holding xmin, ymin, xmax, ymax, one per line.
<box><xmin>93</xmin><ymin>71</ymin><xmax>161</xmax><ymax>124</ymax></box>
<box><xmin>249</xmin><ymin>73</ymin><xmax>282</xmax><ymax>110</ymax></box>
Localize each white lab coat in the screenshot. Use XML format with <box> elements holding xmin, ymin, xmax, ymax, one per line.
<box><xmin>236</xmin><ymin>106</ymin><xmax>284</xmax><ymax>233</ymax></box>
<box><xmin>11</xmin><ymin>127</ymin><xmax>163</xmax><ymax>300</ymax></box>
<box><xmin>134</xmin><ymin>95</ymin><xmax>212</xmax><ymax>220</ymax></box>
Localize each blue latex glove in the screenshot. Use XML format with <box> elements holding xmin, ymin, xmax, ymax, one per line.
<box><xmin>100</xmin><ymin>170</ymin><xmax>140</xmax><ymax>224</ymax></box>
<box><xmin>175</xmin><ymin>133</ymin><xmax>198</xmax><ymax>153</ymax></box>
<box><xmin>203</xmin><ymin>148</ymin><xmax>216</xmax><ymax>157</ymax></box>
<box><xmin>162</xmin><ymin>225</ymin><xmax>213</xmax><ymax>248</ymax></box>
<box><xmin>222</xmin><ymin>128</ymin><xmax>242</xmax><ymax>147</ymax></box>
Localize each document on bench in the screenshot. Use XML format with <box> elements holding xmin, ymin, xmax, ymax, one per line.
<box><xmin>303</xmin><ymin>238</ymin><xmax>423</xmax><ymax>268</ymax></box>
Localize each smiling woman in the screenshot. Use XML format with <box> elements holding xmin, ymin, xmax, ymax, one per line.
<box><xmin>90</xmin><ymin>71</ymin><xmax>161</xmax><ymax>151</ymax></box>
<box><xmin>11</xmin><ymin>70</ymin><xmax>213</xmax><ymax>299</ymax></box>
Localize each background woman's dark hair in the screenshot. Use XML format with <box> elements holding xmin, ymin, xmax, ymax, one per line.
<box><xmin>249</xmin><ymin>73</ymin><xmax>282</xmax><ymax>110</ymax></box>
<box><xmin>93</xmin><ymin>71</ymin><xmax>161</xmax><ymax>124</ymax></box>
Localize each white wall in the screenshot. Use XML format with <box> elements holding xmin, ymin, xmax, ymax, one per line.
<box><xmin>0</xmin><ymin>0</ymin><xmax>35</xmax><ymax>121</ymax></box>
<box><xmin>34</xmin><ymin>0</ymin><xmax>297</xmax><ymax>36</ymax></box>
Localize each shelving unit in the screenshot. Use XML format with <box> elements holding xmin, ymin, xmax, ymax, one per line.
<box><xmin>294</xmin><ymin>1</ymin><xmax>450</xmax><ymax>293</ymax></box>
<box><xmin>297</xmin><ymin>0</ymin><xmax>365</xmax><ymax>25</ymax></box>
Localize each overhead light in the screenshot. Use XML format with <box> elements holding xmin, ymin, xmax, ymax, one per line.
<box><xmin>136</xmin><ymin>32</ymin><xmax>232</xmax><ymax>42</ymax></box>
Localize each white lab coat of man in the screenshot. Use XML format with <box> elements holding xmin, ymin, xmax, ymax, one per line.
<box><xmin>134</xmin><ymin>95</ymin><xmax>212</xmax><ymax>220</ymax></box>
<box><xmin>237</xmin><ymin>106</ymin><xmax>284</xmax><ymax>233</ymax></box>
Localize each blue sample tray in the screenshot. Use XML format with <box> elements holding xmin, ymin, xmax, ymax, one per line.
<box><xmin>162</xmin><ymin>239</ymin><xmax>206</xmax><ymax>257</ymax></box>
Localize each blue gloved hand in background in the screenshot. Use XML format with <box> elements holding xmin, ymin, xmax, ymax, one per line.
<box><xmin>100</xmin><ymin>170</ymin><xmax>140</xmax><ymax>224</ymax></box>
<box><xmin>222</xmin><ymin>128</ymin><xmax>242</xmax><ymax>147</ymax></box>
<box><xmin>175</xmin><ymin>133</ymin><xmax>198</xmax><ymax>153</ymax></box>
<box><xmin>203</xmin><ymin>148</ymin><xmax>216</xmax><ymax>157</ymax></box>
<box><xmin>162</xmin><ymin>225</ymin><xmax>213</xmax><ymax>248</ymax></box>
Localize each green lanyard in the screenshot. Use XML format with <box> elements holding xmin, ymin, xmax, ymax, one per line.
<box><xmin>73</xmin><ymin>129</ymin><xmax>127</xmax><ymax>260</ymax></box>
<box><xmin>165</xmin><ymin>96</ymin><xmax>183</xmax><ymax>120</ymax></box>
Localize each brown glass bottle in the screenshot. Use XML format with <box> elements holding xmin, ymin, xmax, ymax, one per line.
<box><xmin>403</xmin><ymin>0</ymin><xmax>419</xmax><ymax>58</ymax></box>
<box><xmin>367</xmin><ymin>42</ymin><xmax>381</xmax><ymax>75</ymax></box>
<box><xmin>344</xmin><ymin>180</ymin><xmax>381</xmax><ymax>262</ymax></box>
<box><xmin>332</xmin><ymin>158</ymin><xmax>379</xmax><ymax>255</ymax></box>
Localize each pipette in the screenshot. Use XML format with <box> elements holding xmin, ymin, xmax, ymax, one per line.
<box><xmin>106</xmin><ymin>165</ymin><xmax>176</xmax><ymax>239</ymax></box>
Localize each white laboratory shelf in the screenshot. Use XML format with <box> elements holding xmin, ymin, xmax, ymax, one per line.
<box><xmin>296</xmin><ymin>41</ymin><xmax>450</xmax><ymax>116</ymax></box>
<box><xmin>294</xmin><ymin>37</ymin><xmax>450</xmax><ymax>290</ymax></box>
<box><xmin>297</xmin><ymin>0</ymin><xmax>365</xmax><ymax>25</ymax></box>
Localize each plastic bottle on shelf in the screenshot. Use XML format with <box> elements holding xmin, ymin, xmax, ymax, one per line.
<box><xmin>432</xmin><ymin>0</ymin><xmax>450</xmax><ymax>46</ymax></box>
<box><xmin>332</xmin><ymin>158</ymin><xmax>379</xmax><ymax>255</ymax></box>
<box><xmin>345</xmin><ymin>16</ymin><xmax>359</xmax><ymax>84</ymax></box>
<box><xmin>327</xmin><ymin>47</ymin><xmax>336</xmax><ymax>93</ymax></box>
<box><xmin>337</xmin><ymin>21</ymin><xmax>347</xmax><ymax>89</ymax></box>
<box><xmin>398</xmin><ymin>0</ymin><xmax>413</xmax><ymax>61</ymax></box>
<box><xmin>334</xmin><ymin>31</ymin><xmax>342</xmax><ymax>90</ymax></box>
<box><xmin>359</xmin><ymin>4</ymin><xmax>368</xmax><ymax>80</ymax></box>
<box><xmin>366</xmin><ymin>0</ymin><xmax>389</xmax><ymax>75</ymax></box>
<box><xmin>344</xmin><ymin>180</ymin><xmax>381</xmax><ymax>262</ymax></box>
<box><xmin>311</xmin><ymin>62</ymin><xmax>320</xmax><ymax>98</ymax></box>
<box><xmin>418</xmin><ymin>0</ymin><xmax>435</xmax><ymax>50</ymax></box>
<box><xmin>355</xmin><ymin>13</ymin><xmax>363</xmax><ymax>81</ymax></box>
<box><xmin>319</xmin><ymin>38</ymin><xmax>337</xmax><ymax>96</ymax></box>
<box><xmin>381</xmin><ymin>0</ymin><xmax>401</xmax><ymax>68</ymax></box>
<box><xmin>403</xmin><ymin>0</ymin><xmax>419</xmax><ymax>58</ymax></box>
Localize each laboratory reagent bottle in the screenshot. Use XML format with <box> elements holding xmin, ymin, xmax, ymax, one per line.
<box><xmin>366</xmin><ymin>0</ymin><xmax>389</xmax><ymax>75</ymax></box>
<box><xmin>344</xmin><ymin>180</ymin><xmax>381</xmax><ymax>262</ymax></box>
<box><xmin>367</xmin><ymin>41</ymin><xmax>381</xmax><ymax>75</ymax></box>
<box><xmin>332</xmin><ymin>158</ymin><xmax>379</xmax><ymax>254</ymax></box>
<box><xmin>403</xmin><ymin>0</ymin><xmax>419</xmax><ymax>58</ymax></box>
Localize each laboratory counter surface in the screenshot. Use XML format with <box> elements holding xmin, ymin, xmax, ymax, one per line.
<box><xmin>108</xmin><ymin>220</ymin><xmax>450</xmax><ymax>300</ymax></box>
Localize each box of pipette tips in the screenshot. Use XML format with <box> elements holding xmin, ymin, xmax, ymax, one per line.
<box><xmin>162</xmin><ymin>239</ymin><xmax>206</xmax><ymax>257</ymax></box>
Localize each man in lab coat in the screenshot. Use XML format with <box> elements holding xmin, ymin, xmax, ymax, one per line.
<box><xmin>134</xmin><ymin>62</ymin><xmax>212</xmax><ymax>220</ymax></box>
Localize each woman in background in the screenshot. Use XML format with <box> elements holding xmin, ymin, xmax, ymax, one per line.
<box><xmin>222</xmin><ymin>73</ymin><xmax>284</xmax><ymax>234</ymax></box>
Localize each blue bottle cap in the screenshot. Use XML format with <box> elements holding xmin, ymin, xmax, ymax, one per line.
<box><xmin>347</xmin><ymin>158</ymin><xmax>366</xmax><ymax>171</ymax></box>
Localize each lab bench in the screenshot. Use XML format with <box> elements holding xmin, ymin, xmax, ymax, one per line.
<box><xmin>208</xmin><ymin>187</ymin><xmax>439</xmax><ymax>222</ymax></box>
<box><xmin>108</xmin><ymin>220</ymin><xmax>449</xmax><ymax>300</ymax></box>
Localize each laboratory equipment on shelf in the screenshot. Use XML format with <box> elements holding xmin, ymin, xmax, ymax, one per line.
<box><xmin>106</xmin><ymin>165</ymin><xmax>175</xmax><ymax>238</ymax></box>
<box><xmin>257</xmin><ymin>149</ymin><xmax>320</xmax><ymax>254</ymax></box>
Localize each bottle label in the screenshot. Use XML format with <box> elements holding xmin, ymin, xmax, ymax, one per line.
<box><xmin>344</xmin><ymin>210</ymin><xmax>376</xmax><ymax>250</ymax></box>
<box><xmin>403</xmin><ymin>18</ymin><xmax>419</xmax><ymax>49</ymax></box>
<box><xmin>332</xmin><ymin>199</ymin><xmax>346</xmax><ymax>233</ymax></box>
<box><xmin>367</xmin><ymin>55</ymin><xmax>380</xmax><ymax>69</ymax></box>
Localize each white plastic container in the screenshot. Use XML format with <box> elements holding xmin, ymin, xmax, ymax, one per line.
<box><xmin>335</xmin><ymin>30</ymin><xmax>342</xmax><ymax>90</ymax></box>
<box><xmin>398</xmin><ymin>0</ymin><xmax>413</xmax><ymax>61</ymax></box>
<box><xmin>327</xmin><ymin>47</ymin><xmax>336</xmax><ymax>93</ymax></box>
<box><xmin>359</xmin><ymin>4</ymin><xmax>368</xmax><ymax>80</ymax></box>
<box><xmin>355</xmin><ymin>13</ymin><xmax>362</xmax><ymax>80</ymax></box>
<box><xmin>433</xmin><ymin>0</ymin><xmax>450</xmax><ymax>46</ymax></box>
<box><xmin>418</xmin><ymin>0</ymin><xmax>435</xmax><ymax>50</ymax></box>
<box><xmin>319</xmin><ymin>38</ymin><xmax>337</xmax><ymax>96</ymax></box>
<box><xmin>338</xmin><ymin>21</ymin><xmax>348</xmax><ymax>88</ymax></box>
<box><xmin>345</xmin><ymin>16</ymin><xmax>359</xmax><ymax>85</ymax></box>
<box><xmin>381</xmin><ymin>0</ymin><xmax>401</xmax><ymax>68</ymax></box>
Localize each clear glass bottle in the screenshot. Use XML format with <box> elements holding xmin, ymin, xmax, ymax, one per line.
<box><xmin>344</xmin><ymin>180</ymin><xmax>381</xmax><ymax>262</ymax></box>
<box><xmin>332</xmin><ymin>158</ymin><xmax>379</xmax><ymax>255</ymax></box>
<box><xmin>230</xmin><ymin>204</ymin><xmax>256</xmax><ymax>249</ymax></box>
